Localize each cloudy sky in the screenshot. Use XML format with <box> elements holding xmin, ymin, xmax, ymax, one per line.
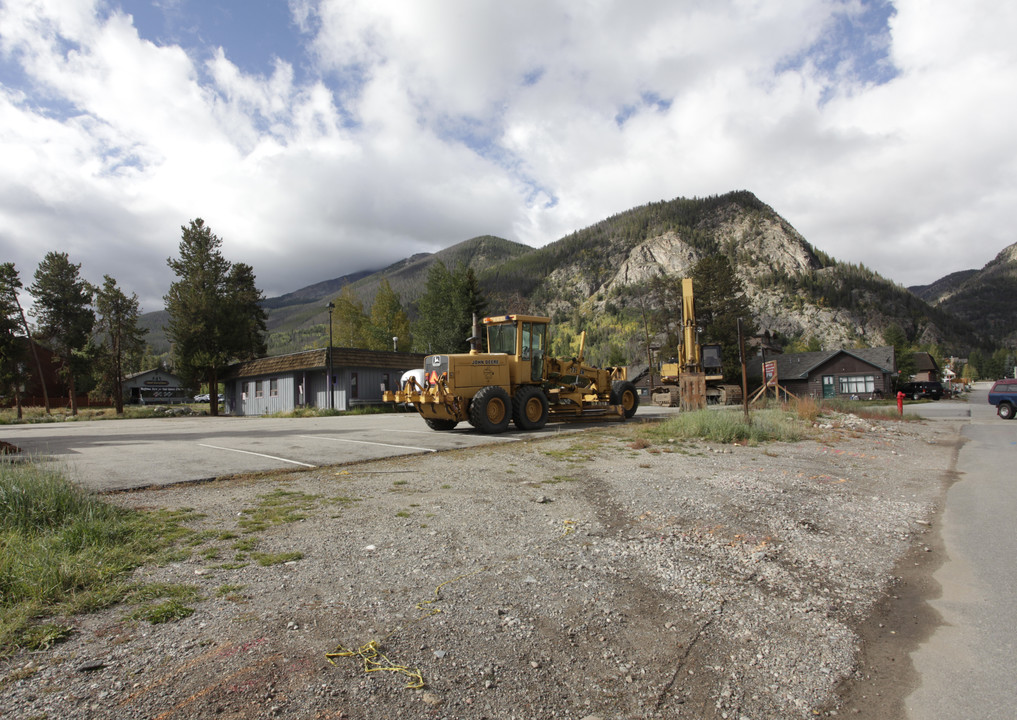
<box><xmin>1</xmin><ymin>0</ymin><xmax>1014</xmax><ymax>313</ymax></box>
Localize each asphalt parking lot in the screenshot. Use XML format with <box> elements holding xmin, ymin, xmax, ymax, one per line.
<box><xmin>2</xmin><ymin>397</ymin><xmax>969</xmax><ymax>493</ymax></box>
<box><xmin>2</xmin><ymin>405</ymin><xmax>677</xmax><ymax>492</ymax></box>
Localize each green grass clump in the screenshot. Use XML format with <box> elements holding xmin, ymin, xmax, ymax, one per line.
<box><xmin>237</xmin><ymin>489</ymin><xmax>318</xmax><ymax>533</ymax></box>
<box><xmin>0</xmin><ymin>462</ymin><xmax>193</xmax><ymax>655</ymax></box>
<box><xmin>644</xmin><ymin>408</ymin><xmax>815</xmax><ymax>445</ymax></box>
<box><xmin>251</xmin><ymin>551</ymin><xmax>303</xmax><ymax>566</ymax></box>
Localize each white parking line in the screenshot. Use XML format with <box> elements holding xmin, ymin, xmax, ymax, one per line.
<box><xmin>297</xmin><ymin>435</ymin><xmax>438</xmax><ymax>453</ymax></box>
<box><xmin>378</xmin><ymin>428</ymin><xmax>522</xmax><ymax>441</ymax></box>
<box><xmin>197</xmin><ymin>444</ymin><xmax>316</xmax><ymax>467</ymax></box>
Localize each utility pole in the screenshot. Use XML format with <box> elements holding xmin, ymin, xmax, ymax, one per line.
<box><xmin>327</xmin><ymin>301</ymin><xmax>334</xmax><ymax>410</ymax></box>
<box><xmin>738</xmin><ymin>318</ymin><xmax>749</xmax><ymax>422</ymax></box>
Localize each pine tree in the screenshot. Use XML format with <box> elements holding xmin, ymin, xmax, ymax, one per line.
<box><xmin>331</xmin><ymin>286</ymin><xmax>371</xmax><ymax>348</ymax></box>
<box><xmin>368</xmin><ymin>279</ymin><xmax>411</xmax><ymax>351</ymax></box>
<box><xmin>93</xmin><ymin>275</ymin><xmax>148</xmax><ymax>414</ymax></box>
<box><xmin>882</xmin><ymin>324</ymin><xmax>914</xmax><ymax>384</ymax></box>
<box><xmin>0</xmin><ymin>263</ymin><xmax>27</xmax><ymax>417</ymax></box>
<box><xmin>165</xmin><ymin>219</ymin><xmax>267</xmax><ymax>415</ymax></box>
<box><xmin>690</xmin><ymin>255</ymin><xmax>756</xmax><ymax>381</ymax></box>
<box><xmin>414</xmin><ymin>262</ymin><xmax>487</xmax><ymax>353</ymax></box>
<box><xmin>30</xmin><ymin>252</ymin><xmax>95</xmax><ymax>415</ymax></box>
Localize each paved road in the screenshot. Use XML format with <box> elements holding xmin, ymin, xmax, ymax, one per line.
<box><xmin>2</xmin><ymin>405</ymin><xmax>678</xmax><ymax>492</ymax></box>
<box><xmin>906</xmin><ymin>383</ymin><xmax>1017</xmax><ymax>718</ymax></box>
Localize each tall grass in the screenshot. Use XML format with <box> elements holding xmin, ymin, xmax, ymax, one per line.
<box><xmin>644</xmin><ymin>408</ymin><xmax>816</xmax><ymax>445</ymax></box>
<box><xmin>0</xmin><ymin>462</ymin><xmax>180</xmax><ymax>655</ymax></box>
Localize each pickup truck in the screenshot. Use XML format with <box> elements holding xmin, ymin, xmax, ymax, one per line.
<box><xmin>987</xmin><ymin>379</ymin><xmax>1017</xmax><ymax>419</ymax></box>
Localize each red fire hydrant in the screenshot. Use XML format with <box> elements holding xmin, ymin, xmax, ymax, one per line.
<box><xmin>896</xmin><ymin>390</ymin><xmax>905</xmax><ymax>415</ymax></box>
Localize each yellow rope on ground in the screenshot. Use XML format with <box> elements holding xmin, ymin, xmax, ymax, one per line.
<box><xmin>561</xmin><ymin>519</ymin><xmax>576</xmax><ymax>537</ymax></box>
<box><xmin>326</xmin><ymin>640</ymin><xmax>425</xmax><ymax>689</ymax></box>
<box><xmin>326</xmin><ymin>566</ymin><xmax>489</xmax><ymax>690</ymax></box>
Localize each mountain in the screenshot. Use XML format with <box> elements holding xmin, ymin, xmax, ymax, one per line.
<box><xmin>469</xmin><ymin>191</ymin><xmax>983</xmax><ymax>362</ymax></box>
<box><xmin>912</xmin><ymin>242</ymin><xmax>1017</xmax><ymax>346</ymax></box>
<box><xmin>141</xmin><ymin>191</ymin><xmax>1002</xmax><ymax>364</ymax></box>
<box><xmin>263</xmin><ymin>235</ymin><xmax>531</xmax><ymax>354</ymax></box>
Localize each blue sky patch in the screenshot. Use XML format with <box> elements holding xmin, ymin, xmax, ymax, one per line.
<box><xmin>779</xmin><ymin>0</ymin><xmax>898</xmax><ymax>95</ymax></box>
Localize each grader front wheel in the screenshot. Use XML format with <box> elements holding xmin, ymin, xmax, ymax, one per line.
<box><xmin>513</xmin><ymin>385</ymin><xmax>549</xmax><ymax>431</ymax></box>
<box><xmin>611</xmin><ymin>380</ymin><xmax>640</xmax><ymax>419</ymax></box>
<box><xmin>470</xmin><ymin>386</ymin><xmax>512</xmax><ymax>434</ymax></box>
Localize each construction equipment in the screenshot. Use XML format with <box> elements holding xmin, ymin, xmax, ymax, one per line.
<box><xmin>651</xmin><ymin>278</ymin><xmax>742</xmax><ymax>410</ymax></box>
<box><xmin>383</xmin><ymin>314</ymin><xmax>638</xmax><ymax>433</ymax></box>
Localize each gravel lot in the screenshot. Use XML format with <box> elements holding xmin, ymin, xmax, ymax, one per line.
<box><xmin>0</xmin><ymin>412</ymin><xmax>958</xmax><ymax>720</ymax></box>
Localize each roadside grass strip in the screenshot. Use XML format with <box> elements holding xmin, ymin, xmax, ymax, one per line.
<box><xmin>0</xmin><ymin>461</ymin><xmax>199</xmax><ymax>655</ymax></box>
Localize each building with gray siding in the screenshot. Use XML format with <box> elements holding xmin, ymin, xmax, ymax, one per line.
<box><xmin>223</xmin><ymin>348</ymin><xmax>426</xmax><ymax>416</ymax></box>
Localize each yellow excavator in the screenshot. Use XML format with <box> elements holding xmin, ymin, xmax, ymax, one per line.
<box><xmin>651</xmin><ymin>278</ymin><xmax>741</xmax><ymax>410</ymax></box>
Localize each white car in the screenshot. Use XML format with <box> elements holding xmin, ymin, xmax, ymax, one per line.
<box><xmin>396</xmin><ymin>369</ymin><xmax>426</xmax><ymax>409</ymax></box>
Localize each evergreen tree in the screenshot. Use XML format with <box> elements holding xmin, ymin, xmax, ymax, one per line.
<box><xmin>0</xmin><ymin>263</ymin><xmax>27</xmax><ymax>417</ymax></box>
<box><xmin>690</xmin><ymin>255</ymin><xmax>756</xmax><ymax>381</ymax></box>
<box><xmin>331</xmin><ymin>286</ymin><xmax>372</xmax><ymax>348</ymax></box>
<box><xmin>165</xmin><ymin>218</ymin><xmax>267</xmax><ymax>415</ymax></box>
<box><xmin>93</xmin><ymin>275</ymin><xmax>147</xmax><ymax>414</ymax></box>
<box><xmin>368</xmin><ymin>279</ymin><xmax>411</xmax><ymax>351</ymax></box>
<box><xmin>882</xmin><ymin>324</ymin><xmax>914</xmax><ymax>385</ymax></box>
<box><xmin>414</xmin><ymin>262</ymin><xmax>487</xmax><ymax>354</ymax></box>
<box><xmin>647</xmin><ymin>274</ymin><xmax>684</xmax><ymax>360</ymax></box>
<box><xmin>224</xmin><ymin>262</ymin><xmax>267</xmax><ymax>361</ymax></box>
<box><xmin>29</xmin><ymin>252</ymin><xmax>95</xmax><ymax>415</ymax></box>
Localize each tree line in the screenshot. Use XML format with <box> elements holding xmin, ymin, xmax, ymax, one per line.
<box><xmin>329</xmin><ymin>261</ymin><xmax>487</xmax><ymax>356</ymax></box>
<box><xmin>0</xmin><ymin>218</ymin><xmax>266</xmax><ymax>418</ymax></box>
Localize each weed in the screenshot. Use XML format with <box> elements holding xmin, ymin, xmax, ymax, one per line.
<box><xmin>132</xmin><ymin>600</ymin><xmax>195</xmax><ymax>624</ymax></box>
<box><xmin>232</xmin><ymin>537</ymin><xmax>258</xmax><ymax>552</ymax></box>
<box><xmin>215</xmin><ymin>584</ymin><xmax>247</xmax><ymax>599</ymax></box>
<box><xmin>543</xmin><ymin>442</ymin><xmax>598</xmax><ymax>462</ymax></box>
<box><xmin>251</xmin><ymin>551</ymin><xmax>303</xmax><ymax>567</ymax></box>
<box><xmin>238</xmin><ymin>489</ymin><xmax>317</xmax><ymax>533</ymax></box>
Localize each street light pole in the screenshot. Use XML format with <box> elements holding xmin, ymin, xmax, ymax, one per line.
<box><xmin>327</xmin><ymin>301</ymin><xmax>335</xmax><ymax>410</ymax></box>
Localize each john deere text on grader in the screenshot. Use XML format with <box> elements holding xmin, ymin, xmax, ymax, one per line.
<box><xmin>383</xmin><ymin>314</ymin><xmax>639</xmax><ymax>433</ymax></box>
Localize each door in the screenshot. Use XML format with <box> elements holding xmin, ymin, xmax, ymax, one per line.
<box><xmin>822</xmin><ymin>375</ymin><xmax>836</xmax><ymax>398</ymax></box>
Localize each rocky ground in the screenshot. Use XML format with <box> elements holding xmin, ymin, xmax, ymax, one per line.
<box><xmin>0</xmin><ymin>411</ymin><xmax>959</xmax><ymax>720</ymax></box>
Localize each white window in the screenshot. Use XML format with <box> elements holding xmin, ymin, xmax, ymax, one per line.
<box><xmin>839</xmin><ymin>375</ymin><xmax>875</xmax><ymax>394</ymax></box>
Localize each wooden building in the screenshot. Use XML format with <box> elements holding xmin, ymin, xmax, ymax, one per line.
<box><xmin>223</xmin><ymin>348</ymin><xmax>426</xmax><ymax>416</ymax></box>
<box><xmin>749</xmin><ymin>347</ymin><xmax>897</xmax><ymax>400</ymax></box>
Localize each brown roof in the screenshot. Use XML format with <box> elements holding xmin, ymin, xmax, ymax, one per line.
<box><xmin>225</xmin><ymin>348</ymin><xmax>427</xmax><ymax>379</ymax></box>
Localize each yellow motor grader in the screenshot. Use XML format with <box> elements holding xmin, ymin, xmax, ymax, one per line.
<box><xmin>383</xmin><ymin>314</ymin><xmax>639</xmax><ymax>433</ymax></box>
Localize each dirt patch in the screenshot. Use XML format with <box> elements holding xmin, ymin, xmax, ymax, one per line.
<box><xmin>0</xmin><ymin>413</ymin><xmax>960</xmax><ymax>719</ymax></box>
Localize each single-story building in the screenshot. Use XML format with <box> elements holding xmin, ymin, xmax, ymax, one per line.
<box><xmin>748</xmin><ymin>346</ymin><xmax>896</xmax><ymax>400</ymax></box>
<box><xmin>123</xmin><ymin>368</ymin><xmax>191</xmax><ymax>405</ymax></box>
<box><xmin>223</xmin><ymin>347</ymin><xmax>427</xmax><ymax>416</ymax></box>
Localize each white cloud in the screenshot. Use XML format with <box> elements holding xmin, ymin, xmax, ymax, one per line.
<box><xmin>0</xmin><ymin>0</ymin><xmax>1014</xmax><ymax>321</ymax></box>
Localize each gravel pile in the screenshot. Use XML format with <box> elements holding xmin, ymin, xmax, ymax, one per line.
<box><xmin>0</xmin><ymin>412</ymin><xmax>956</xmax><ymax>719</ymax></box>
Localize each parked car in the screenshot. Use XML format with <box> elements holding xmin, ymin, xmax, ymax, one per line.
<box><xmin>394</xmin><ymin>369</ymin><xmax>426</xmax><ymax>410</ymax></box>
<box><xmin>987</xmin><ymin>379</ymin><xmax>1017</xmax><ymax>419</ymax></box>
<box><xmin>897</xmin><ymin>381</ymin><xmax>944</xmax><ymax>401</ymax></box>
<box><xmin>194</xmin><ymin>393</ymin><xmax>210</xmax><ymax>402</ymax></box>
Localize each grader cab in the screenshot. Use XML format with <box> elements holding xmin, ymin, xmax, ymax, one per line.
<box><xmin>383</xmin><ymin>314</ymin><xmax>639</xmax><ymax>433</ymax></box>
